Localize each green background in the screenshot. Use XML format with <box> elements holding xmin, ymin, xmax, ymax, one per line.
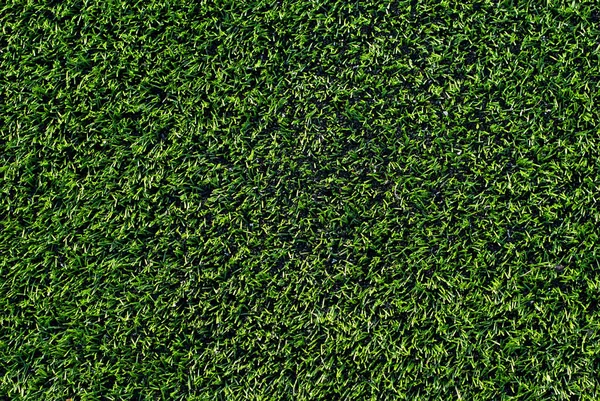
<box><xmin>1</xmin><ymin>0</ymin><xmax>600</xmax><ymax>399</ymax></box>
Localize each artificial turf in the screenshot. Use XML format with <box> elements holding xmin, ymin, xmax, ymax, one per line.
<box><xmin>1</xmin><ymin>0</ymin><xmax>600</xmax><ymax>399</ymax></box>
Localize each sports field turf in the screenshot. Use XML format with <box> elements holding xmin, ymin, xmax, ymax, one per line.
<box><xmin>1</xmin><ymin>0</ymin><xmax>600</xmax><ymax>399</ymax></box>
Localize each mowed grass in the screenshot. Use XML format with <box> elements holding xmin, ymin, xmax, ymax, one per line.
<box><xmin>1</xmin><ymin>0</ymin><xmax>600</xmax><ymax>399</ymax></box>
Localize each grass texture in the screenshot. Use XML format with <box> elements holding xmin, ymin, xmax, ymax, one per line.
<box><xmin>1</xmin><ymin>0</ymin><xmax>600</xmax><ymax>399</ymax></box>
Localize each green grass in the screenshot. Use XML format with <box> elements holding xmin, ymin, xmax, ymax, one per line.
<box><xmin>1</xmin><ymin>0</ymin><xmax>600</xmax><ymax>399</ymax></box>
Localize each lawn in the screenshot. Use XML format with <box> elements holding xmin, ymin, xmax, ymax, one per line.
<box><xmin>1</xmin><ymin>0</ymin><xmax>600</xmax><ymax>399</ymax></box>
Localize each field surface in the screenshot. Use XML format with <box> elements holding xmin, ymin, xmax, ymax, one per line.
<box><xmin>2</xmin><ymin>0</ymin><xmax>600</xmax><ymax>400</ymax></box>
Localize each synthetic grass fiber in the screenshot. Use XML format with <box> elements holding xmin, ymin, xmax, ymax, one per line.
<box><xmin>2</xmin><ymin>0</ymin><xmax>600</xmax><ymax>399</ymax></box>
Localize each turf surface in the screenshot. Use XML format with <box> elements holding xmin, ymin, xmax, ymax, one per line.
<box><xmin>2</xmin><ymin>0</ymin><xmax>600</xmax><ymax>399</ymax></box>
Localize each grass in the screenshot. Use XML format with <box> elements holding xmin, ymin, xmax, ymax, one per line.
<box><xmin>1</xmin><ymin>0</ymin><xmax>600</xmax><ymax>399</ymax></box>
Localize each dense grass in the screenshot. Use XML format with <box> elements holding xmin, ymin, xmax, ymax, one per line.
<box><xmin>2</xmin><ymin>0</ymin><xmax>600</xmax><ymax>399</ymax></box>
